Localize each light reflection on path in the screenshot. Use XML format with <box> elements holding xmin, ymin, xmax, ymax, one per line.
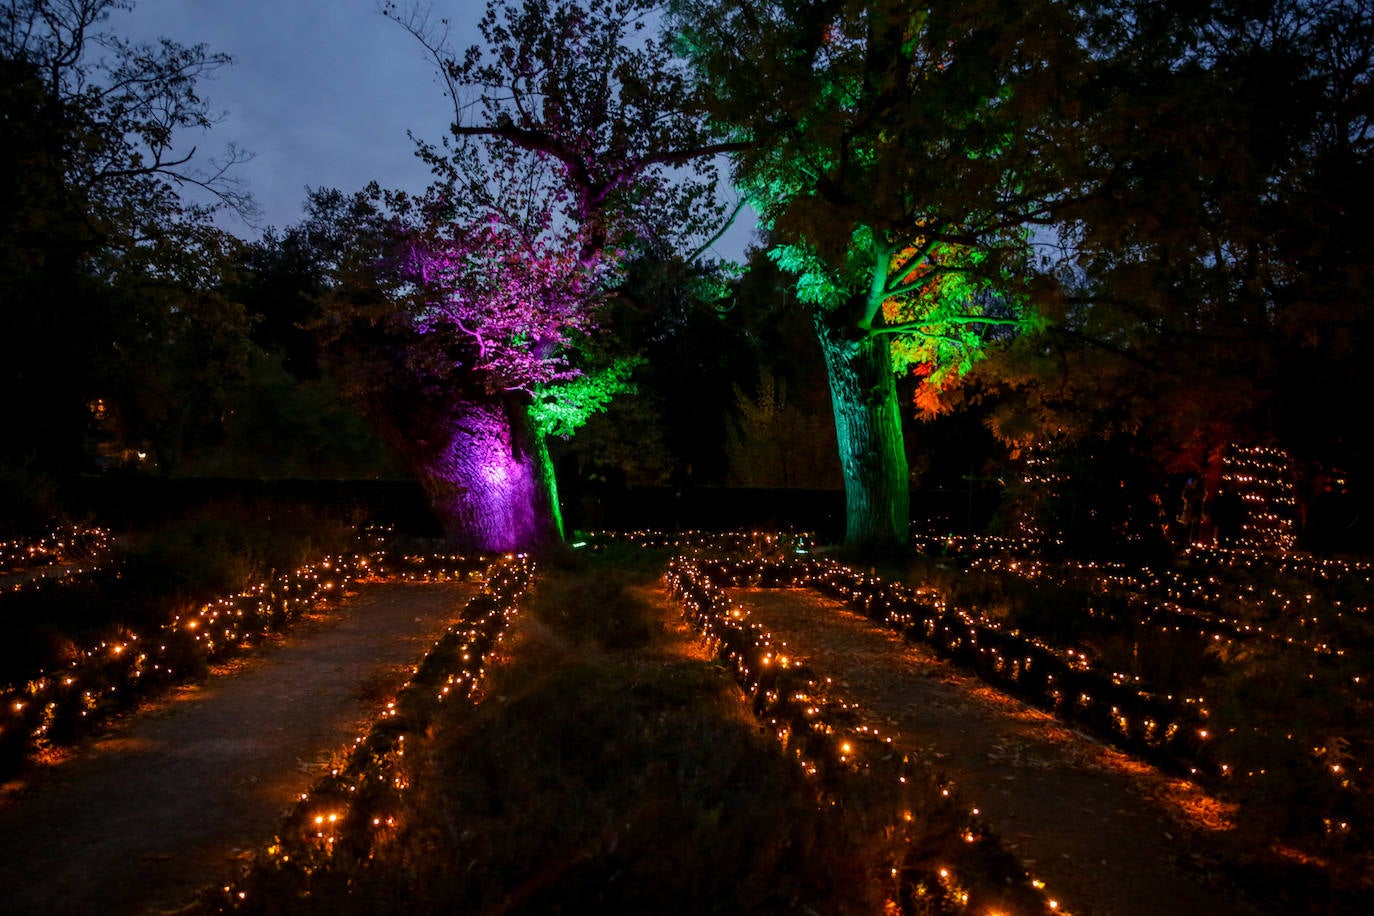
<box><xmin>734</xmin><ymin>587</ymin><xmax>1264</xmax><ymax>916</ymax></box>
<box><xmin>0</xmin><ymin>581</ymin><xmax>474</xmax><ymax>915</ymax></box>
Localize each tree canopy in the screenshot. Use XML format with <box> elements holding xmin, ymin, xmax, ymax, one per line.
<box><xmin>671</xmin><ymin>0</ymin><xmax>1082</xmax><ymax>379</ymax></box>
<box><xmin>385</xmin><ymin>0</ymin><xmax>739</xmax><ymax>263</ymax></box>
<box><xmin>669</xmin><ymin>0</ymin><xmax>1088</xmax><ymax>549</ymax></box>
<box><xmin>1</xmin><ymin>0</ymin><xmax>251</xmax><ymax>474</ymax></box>
<box><xmin>976</xmin><ymin>0</ymin><xmax>1374</xmax><ymax>477</ymax></box>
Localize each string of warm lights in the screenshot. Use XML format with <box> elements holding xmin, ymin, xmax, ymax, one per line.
<box><xmin>916</xmin><ymin>529</ymin><xmax>1374</xmax><ymax>588</ymax></box>
<box><xmin>690</xmin><ymin>555</ymin><xmax>1222</xmax><ymax>777</ymax></box>
<box><xmin>2</xmin><ymin>560</ymin><xmax>108</xmax><ymax>596</ymax></box>
<box><xmin>575</xmin><ymin>528</ymin><xmax>818</xmax><ymax>555</ymax></box>
<box><xmin>1219</xmin><ymin>445</ymin><xmax>1298</xmax><ymax>552</ymax></box>
<box><xmin>916</xmin><ymin>529</ymin><xmax>1373</xmax><ymax>672</ymax></box>
<box><xmin>0</xmin><ymin>523</ymin><xmax>111</xmax><ymax>575</ymax></box>
<box><xmin>963</xmin><ymin>553</ymin><xmax>1362</xmax><ymax>664</ymax></box>
<box><xmin>911</xmin><ymin>532</ymin><xmax>1054</xmax><ymax>558</ymax></box>
<box><xmin>1183</xmin><ymin>544</ymin><xmax>1374</xmax><ymax>581</ymax></box>
<box><xmin>1007</xmin><ymin>441</ymin><xmax>1073</xmax><ymax>545</ymax></box>
<box><xmin>916</xmin><ymin>533</ymin><xmax>1371</xmax><ymax>807</ymax></box>
<box><xmin>211</xmin><ymin>554</ymin><xmax>535</xmax><ymax>909</ymax></box>
<box><xmin>0</xmin><ymin>545</ymin><xmax>493</xmax><ymax>776</ymax></box>
<box><xmin>791</xmin><ymin>542</ymin><xmax>1369</xmax><ymax>860</ymax></box>
<box><xmin>665</xmin><ymin>554</ymin><xmax>1065</xmax><ymax>915</ymax></box>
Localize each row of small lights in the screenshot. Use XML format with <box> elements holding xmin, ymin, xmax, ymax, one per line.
<box><xmin>1183</xmin><ymin>544</ymin><xmax>1374</xmax><ymax>581</ymax></box>
<box><xmin>574</xmin><ymin>528</ymin><xmax>818</xmax><ymax>554</ymax></box>
<box><xmin>914</xmin><ymin>536</ymin><xmax>1367</xmax><ymax>851</ymax></box>
<box><xmin>669</xmin><ymin>547</ymin><xmax>1365</xmax><ymax>889</ymax></box>
<box><xmin>698</xmin><ymin>553</ymin><xmax>1365</xmax><ymax>849</ymax></box>
<box><xmin>664</xmin><ymin>551</ymin><xmax>1065</xmax><ymax>915</ymax></box>
<box><xmin>1219</xmin><ymin>446</ymin><xmax>1298</xmax><ymax>552</ymax></box>
<box><xmin>979</xmin><ymin>443</ymin><xmax>1363</xmax><ymax>859</ymax></box>
<box><xmin>959</xmin><ymin>552</ymin><xmax>1361</xmax><ymax>663</ymax></box>
<box><xmin>915</xmin><ymin>531</ymin><xmax>1374</xmax><ymax>660</ymax></box>
<box><xmin>213</xmin><ymin>554</ymin><xmax>535</xmax><ymax>908</ymax></box>
<box><xmin>915</xmin><ymin>534</ymin><xmax>1369</xmax><ymax>790</ymax></box>
<box><xmin>0</xmin><ymin>523</ymin><xmax>111</xmax><ymax>575</ymax></box>
<box><xmin>585</xmin><ymin>532</ymin><xmax>1233</xmax><ymax>782</ymax></box>
<box><xmin>0</xmin><ymin>545</ymin><xmax>492</xmax><ymax>775</ymax></box>
<box><xmin>911</xmin><ymin>530</ymin><xmax>1374</xmax><ymax>586</ymax></box>
<box><xmin>590</xmin><ymin>530</ymin><xmax>1366</xmax><ymax>834</ymax></box>
<box><xmin>3</xmin><ymin>559</ymin><xmax>108</xmax><ymax>596</ymax></box>
<box><xmin>615</xmin><ymin>531</ymin><xmax>1365</xmax><ymax>870</ymax></box>
<box><xmin>697</xmin><ymin>554</ymin><xmax>1224</xmax><ymax>777</ymax></box>
<box><xmin>916</xmin><ymin>490</ymin><xmax>1374</xmax><ymax>685</ymax></box>
<box><xmin>917</xmin><ymin>530</ymin><xmax>1374</xmax><ymax>636</ymax></box>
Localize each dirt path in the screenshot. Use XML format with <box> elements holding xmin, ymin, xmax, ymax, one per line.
<box><xmin>0</xmin><ymin>581</ymin><xmax>474</xmax><ymax>916</ymax></box>
<box><xmin>734</xmin><ymin>588</ymin><xmax>1266</xmax><ymax>916</ymax></box>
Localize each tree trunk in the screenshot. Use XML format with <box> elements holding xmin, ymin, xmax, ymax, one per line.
<box><xmin>366</xmin><ymin>385</ymin><xmax>563</xmax><ymax>553</ymax></box>
<box><xmin>814</xmin><ymin>310</ymin><xmax>910</xmax><ymax>552</ymax></box>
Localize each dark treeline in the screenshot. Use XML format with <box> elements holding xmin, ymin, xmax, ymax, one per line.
<box><xmin>2</xmin><ymin>0</ymin><xmax>1371</xmax><ymax>557</ymax></box>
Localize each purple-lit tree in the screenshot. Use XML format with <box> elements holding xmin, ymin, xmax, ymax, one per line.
<box><xmin>314</xmin><ymin>0</ymin><xmax>741</xmax><ymax>552</ymax></box>
<box><xmin>311</xmin><ymin>179</ymin><xmax>623</xmax><ymax>552</ymax></box>
<box><xmin>315</xmin><ymin>0</ymin><xmax>734</xmax><ymax>551</ymax></box>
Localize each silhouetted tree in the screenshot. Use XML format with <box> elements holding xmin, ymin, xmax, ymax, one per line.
<box><xmin>975</xmin><ymin>0</ymin><xmax>1374</xmax><ymax>499</ymax></box>
<box><xmin>0</xmin><ymin>0</ymin><xmax>251</xmax><ymax>475</ymax></box>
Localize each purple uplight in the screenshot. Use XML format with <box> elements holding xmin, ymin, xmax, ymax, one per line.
<box><xmin>408</xmin><ymin>394</ymin><xmax>560</xmax><ymax>552</ymax></box>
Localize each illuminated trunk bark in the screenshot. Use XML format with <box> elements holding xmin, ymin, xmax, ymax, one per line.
<box><xmin>367</xmin><ymin>385</ymin><xmax>563</xmax><ymax>553</ymax></box>
<box><xmin>815</xmin><ymin>310</ymin><xmax>910</xmax><ymax>552</ymax></box>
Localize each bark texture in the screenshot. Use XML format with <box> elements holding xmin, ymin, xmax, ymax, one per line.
<box><xmin>366</xmin><ymin>385</ymin><xmax>563</xmax><ymax>552</ymax></box>
<box><xmin>815</xmin><ymin>310</ymin><xmax>910</xmax><ymax>552</ymax></box>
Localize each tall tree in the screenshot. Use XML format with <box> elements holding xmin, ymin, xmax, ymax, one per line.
<box><xmin>671</xmin><ymin>0</ymin><xmax>1082</xmax><ymax>551</ymax></box>
<box><xmin>975</xmin><ymin>0</ymin><xmax>1374</xmax><ymax>491</ymax></box>
<box><xmin>384</xmin><ymin>0</ymin><xmax>739</xmax><ymax>262</ymax></box>
<box><xmin>0</xmin><ymin>0</ymin><xmax>251</xmax><ymax>474</ymax></box>
<box><xmin>309</xmin><ymin>178</ymin><xmax>624</xmax><ymax>551</ymax></box>
<box><xmin>308</xmin><ymin>0</ymin><xmax>736</xmax><ymax>550</ymax></box>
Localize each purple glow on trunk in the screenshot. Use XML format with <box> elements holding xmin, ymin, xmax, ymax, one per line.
<box><xmin>423</xmin><ymin>398</ymin><xmax>549</xmax><ymax>552</ymax></box>
<box><xmin>367</xmin><ymin>386</ymin><xmax>560</xmax><ymax>553</ymax></box>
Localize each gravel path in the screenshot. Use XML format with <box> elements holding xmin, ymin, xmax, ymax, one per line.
<box><xmin>734</xmin><ymin>588</ymin><xmax>1266</xmax><ymax>916</ymax></box>
<box><xmin>0</xmin><ymin>581</ymin><xmax>475</xmax><ymax>916</ymax></box>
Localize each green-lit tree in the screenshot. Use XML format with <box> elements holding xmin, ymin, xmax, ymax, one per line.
<box><xmin>670</xmin><ymin>0</ymin><xmax>1083</xmax><ymax>551</ymax></box>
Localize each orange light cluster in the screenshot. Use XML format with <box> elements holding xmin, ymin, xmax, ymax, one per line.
<box><xmin>0</xmin><ymin>523</ymin><xmax>111</xmax><ymax>575</ymax></box>
<box><xmin>665</xmin><ymin>552</ymin><xmax>1064</xmax><ymax>914</ymax></box>
<box><xmin>216</xmin><ymin>554</ymin><xmax>534</xmax><ymax>905</ymax></box>
<box><xmin>0</xmin><ymin>543</ymin><xmax>492</xmax><ymax>775</ymax></box>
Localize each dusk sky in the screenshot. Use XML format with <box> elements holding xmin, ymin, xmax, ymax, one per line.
<box><xmin>120</xmin><ymin>0</ymin><xmax>467</xmax><ymax>235</ymax></box>
<box><xmin>119</xmin><ymin>0</ymin><xmax>756</xmax><ymax>259</ymax></box>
